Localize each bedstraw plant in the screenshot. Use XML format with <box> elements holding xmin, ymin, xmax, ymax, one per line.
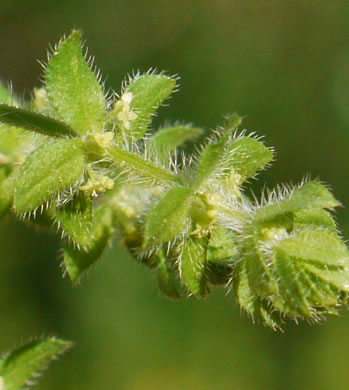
<box><xmin>0</xmin><ymin>30</ymin><xmax>348</xmax><ymax>388</ymax></box>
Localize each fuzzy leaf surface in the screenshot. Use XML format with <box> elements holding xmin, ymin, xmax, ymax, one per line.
<box><xmin>14</xmin><ymin>139</ymin><xmax>86</xmax><ymax>213</ymax></box>
<box><xmin>144</xmin><ymin>186</ymin><xmax>193</xmax><ymax>246</ymax></box>
<box><xmin>149</xmin><ymin>125</ymin><xmax>202</xmax><ymax>158</ymax></box>
<box><xmin>64</xmin><ymin>204</ymin><xmax>115</xmax><ymax>283</ymax></box>
<box><xmin>123</xmin><ymin>74</ymin><xmax>176</xmax><ymax>140</ymax></box>
<box><xmin>180</xmin><ymin>235</ymin><xmax>209</xmax><ymax>297</ymax></box>
<box><xmin>53</xmin><ymin>193</ymin><xmax>92</xmax><ymax>249</ymax></box>
<box><xmin>225</xmin><ymin>136</ymin><xmax>273</xmax><ymax>183</ymax></box>
<box><xmin>45</xmin><ymin>30</ymin><xmax>106</xmax><ymax>135</ymax></box>
<box><xmin>0</xmin><ymin>104</ymin><xmax>76</xmax><ymax>138</ymax></box>
<box><xmin>255</xmin><ymin>181</ymin><xmax>339</xmax><ymax>223</ymax></box>
<box><xmin>156</xmin><ymin>249</ymin><xmax>186</xmax><ymax>299</ymax></box>
<box><xmin>0</xmin><ymin>337</ymin><xmax>72</xmax><ymax>390</ymax></box>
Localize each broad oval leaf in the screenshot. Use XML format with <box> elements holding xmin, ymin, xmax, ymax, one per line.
<box><xmin>180</xmin><ymin>235</ymin><xmax>209</xmax><ymax>297</ymax></box>
<box><xmin>0</xmin><ymin>337</ymin><xmax>72</xmax><ymax>390</ymax></box>
<box><xmin>14</xmin><ymin>139</ymin><xmax>86</xmax><ymax>213</ymax></box>
<box><xmin>144</xmin><ymin>186</ymin><xmax>193</xmax><ymax>247</ymax></box>
<box><xmin>45</xmin><ymin>30</ymin><xmax>106</xmax><ymax>135</ymax></box>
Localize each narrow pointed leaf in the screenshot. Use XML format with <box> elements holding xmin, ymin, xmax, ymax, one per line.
<box><xmin>156</xmin><ymin>249</ymin><xmax>186</xmax><ymax>299</ymax></box>
<box><xmin>108</xmin><ymin>144</ymin><xmax>180</xmax><ymax>185</ymax></box>
<box><xmin>45</xmin><ymin>30</ymin><xmax>106</xmax><ymax>135</ymax></box>
<box><xmin>14</xmin><ymin>139</ymin><xmax>86</xmax><ymax>213</ymax></box>
<box><xmin>255</xmin><ymin>181</ymin><xmax>339</xmax><ymax>223</ymax></box>
<box><xmin>64</xmin><ymin>204</ymin><xmax>115</xmax><ymax>283</ymax></box>
<box><xmin>144</xmin><ymin>186</ymin><xmax>193</xmax><ymax>246</ymax></box>
<box><xmin>149</xmin><ymin>125</ymin><xmax>202</xmax><ymax>159</ymax></box>
<box><xmin>195</xmin><ymin>118</ymin><xmax>242</xmax><ymax>187</ymax></box>
<box><xmin>122</xmin><ymin>74</ymin><xmax>176</xmax><ymax>140</ymax></box>
<box><xmin>235</xmin><ymin>261</ymin><xmax>283</xmax><ymax>329</ymax></box>
<box><xmin>180</xmin><ymin>235</ymin><xmax>209</xmax><ymax>297</ymax></box>
<box><xmin>0</xmin><ymin>104</ymin><xmax>77</xmax><ymax>137</ymax></box>
<box><xmin>0</xmin><ymin>337</ymin><xmax>72</xmax><ymax>390</ymax></box>
<box><xmin>53</xmin><ymin>193</ymin><xmax>92</xmax><ymax>249</ymax></box>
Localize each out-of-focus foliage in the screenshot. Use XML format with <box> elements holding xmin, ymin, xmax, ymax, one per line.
<box><xmin>0</xmin><ymin>1</ymin><xmax>348</xmax><ymax>390</ymax></box>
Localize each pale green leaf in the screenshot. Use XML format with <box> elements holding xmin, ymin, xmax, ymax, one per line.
<box><xmin>0</xmin><ymin>104</ymin><xmax>77</xmax><ymax>138</ymax></box>
<box><xmin>45</xmin><ymin>30</ymin><xmax>106</xmax><ymax>135</ymax></box>
<box><xmin>293</xmin><ymin>208</ymin><xmax>337</xmax><ymax>233</ymax></box>
<box><xmin>144</xmin><ymin>186</ymin><xmax>193</xmax><ymax>246</ymax></box>
<box><xmin>63</xmin><ymin>204</ymin><xmax>115</xmax><ymax>283</ymax></box>
<box><xmin>121</xmin><ymin>74</ymin><xmax>176</xmax><ymax>140</ymax></box>
<box><xmin>0</xmin><ymin>337</ymin><xmax>72</xmax><ymax>390</ymax></box>
<box><xmin>14</xmin><ymin>139</ymin><xmax>86</xmax><ymax>213</ymax></box>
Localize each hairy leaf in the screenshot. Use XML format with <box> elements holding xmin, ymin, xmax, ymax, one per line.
<box><xmin>180</xmin><ymin>235</ymin><xmax>209</xmax><ymax>297</ymax></box>
<box><xmin>45</xmin><ymin>30</ymin><xmax>106</xmax><ymax>135</ymax></box>
<box><xmin>149</xmin><ymin>125</ymin><xmax>202</xmax><ymax>159</ymax></box>
<box><xmin>144</xmin><ymin>186</ymin><xmax>193</xmax><ymax>246</ymax></box>
<box><xmin>195</xmin><ymin>117</ymin><xmax>242</xmax><ymax>188</ymax></box>
<box><xmin>0</xmin><ymin>337</ymin><xmax>72</xmax><ymax>390</ymax></box>
<box><xmin>14</xmin><ymin>139</ymin><xmax>86</xmax><ymax>213</ymax></box>
<box><xmin>53</xmin><ymin>193</ymin><xmax>92</xmax><ymax>249</ymax></box>
<box><xmin>225</xmin><ymin>136</ymin><xmax>273</xmax><ymax>184</ymax></box>
<box><xmin>0</xmin><ymin>104</ymin><xmax>76</xmax><ymax>138</ymax></box>
<box><xmin>156</xmin><ymin>249</ymin><xmax>186</xmax><ymax>299</ymax></box>
<box><xmin>63</xmin><ymin>204</ymin><xmax>115</xmax><ymax>283</ymax></box>
<box><xmin>120</xmin><ymin>74</ymin><xmax>176</xmax><ymax>140</ymax></box>
<box><xmin>255</xmin><ymin>181</ymin><xmax>339</xmax><ymax>223</ymax></box>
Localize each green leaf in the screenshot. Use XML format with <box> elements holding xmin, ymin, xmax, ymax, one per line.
<box><xmin>0</xmin><ymin>104</ymin><xmax>77</xmax><ymax>138</ymax></box>
<box><xmin>14</xmin><ymin>139</ymin><xmax>86</xmax><ymax>213</ymax></box>
<box><xmin>52</xmin><ymin>193</ymin><xmax>92</xmax><ymax>249</ymax></box>
<box><xmin>206</xmin><ymin>228</ymin><xmax>238</xmax><ymax>285</ymax></box>
<box><xmin>156</xmin><ymin>249</ymin><xmax>186</xmax><ymax>299</ymax></box>
<box><xmin>108</xmin><ymin>144</ymin><xmax>180</xmax><ymax>185</ymax></box>
<box><xmin>255</xmin><ymin>181</ymin><xmax>339</xmax><ymax>223</ymax></box>
<box><xmin>63</xmin><ymin>204</ymin><xmax>115</xmax><ymax>283</ymax></box>
<box><xmin>45</xmin><ymin>30</ymin><xmax>106</xmax><ymax>135</ymax></box>
<box><xmin>120</xmin><ymin>73</ymin><xmax>176</xmax><ymax>140</ymax></box>
<box><xmin>195</xmin><ymin>118</ymin><xmax>242</xmax><ymax>188</ymax></box>
<box><xmin>225</xmin><ymin>136</ymin><xmax>273</xmax><ymax>184</ymax></box>
<box><xmin>180</xmin><ymin>235</ymin><xmax>209</xmax><ymax>297</ymax></box>
<box><xmin>234</xmin><ymin>261</ymin><xmax>283</xmax><ymax>329</ymax></box>
<box><xmin>0</xmin><ymin>337</ymin><xmax>72</xmax><ymax>390</ymax></box>
<box><xmin>293</xmin><ymin>208</ymin><xmax>337</xmax><ymax>233</ymax></box>
<box><xmin>144</xmin><ymin>186</ymin><xmax>193</xmax><ymax>246</ymax></box>
<box><xmin>149</xmin><ymin>125</ymin><xmax>202</xmax><ymax>159</ymax></box>
<box><xmin>0</xmin><ymin>174</ymin><xmax>15</xmax><ymax>219</ymax></box>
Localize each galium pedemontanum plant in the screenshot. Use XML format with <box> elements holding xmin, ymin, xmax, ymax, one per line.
<box><xmin>0</xmin><ymin>31</ymin><xmax>348</xmax><ymax>340</ymax></box>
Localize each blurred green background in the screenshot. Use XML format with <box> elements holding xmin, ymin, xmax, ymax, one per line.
<box><xmin>1</xmin><ymin>1</ymin><xmax>349</xmax><ymax>389</ymax></box>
